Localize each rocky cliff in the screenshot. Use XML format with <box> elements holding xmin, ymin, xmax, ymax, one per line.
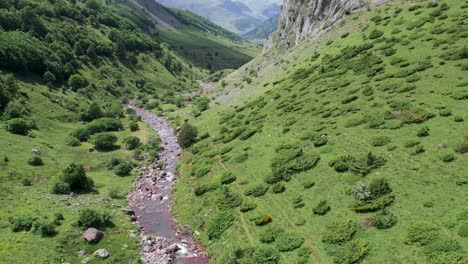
<box><xmin>265</xmin><ymin>0</ymin><xmax>387</xmax><ymax>52</ymax></box>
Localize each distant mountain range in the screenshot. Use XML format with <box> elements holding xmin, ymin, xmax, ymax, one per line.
<box><xmin>155</xmin><ymin>0</ymin><xmax>282</xmax><ymax>35</ymax></box>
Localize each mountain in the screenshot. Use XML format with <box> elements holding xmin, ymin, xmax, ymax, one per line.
<box><xmin>242</xmin><ymin>15</ymin><xmax>279</xmax><ymax>43</ymax></box>
<box><xmin>155</xmin><ymin>0</ymin><xmax>282</xmax><ymax>34</ymax></box>
<box><xmin>128</xmin><ymin>0</ymin><xmax>260</xmax><ymax>70</ymax></box>
<box><xmin>171</xmin><ymin>0</ymin><xmax>468</xmax><ymax>263</ymax></box>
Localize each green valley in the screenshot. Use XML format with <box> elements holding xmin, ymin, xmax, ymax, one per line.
<box><xmin>0</xmin><ymin>0</ymin><xmax>467</xmax><ymax>264</ymax></box>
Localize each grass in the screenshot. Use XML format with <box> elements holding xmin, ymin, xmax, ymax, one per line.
<box><xmin>171</xmin><ymin>0</ymin><xmax>468</xmax><ymax>263</ymax></box>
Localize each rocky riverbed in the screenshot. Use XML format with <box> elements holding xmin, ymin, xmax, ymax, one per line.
<box><xmin>125</xmin><ymin>104</ymin><xmax>209</xmax><ymax>264</ymax></box>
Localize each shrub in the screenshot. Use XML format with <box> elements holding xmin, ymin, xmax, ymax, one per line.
<box><xmin>322</xmin><ymin>220</ymin><xmax>358</xmax><ymax>244</ymax></box>
<box><xmin>71</xmin><ymin>118</ymin><xmax>123</xmax><ymax>141</ymax></box>
<box><xmin>50</xmin><ymin>180</ymin><xmax>71</xmax><ymax>194</ymax></box>
<box><xmin>251</xmin><ymin>246</ymin><xmax>280</xmax><ymax>264</ymax></box>
<box><xmin>108</xmin><ymin>186</ymin><xmax>123</xmax><ymax>199</ymax></box>
<box><xmin>439</xmin><ymin>109</ymin><xmax>452</xmax><ymax>117</ymax></box>
<box><xmin>22</xmin><ymin>177</ymin><xmax>32</xmax><ymax>186</ymax></box>
<box><xmin>245</xmin><ymin>183</ymin><xmax>269</xmax><ymax>197</ymax></box>
<box><xmin>68</xmin><ymin>74</ymin><xmax>88</xmax><ymax>90</ymax></box>
<box><xmin>456</xmin><ymin>139</ymin><xmax>468</xmax><ymax>154</ymax></box>
<box><xmin>293</xmin><ymin>196</ymin><xmax>305</xmax><ymax>208</ymax></box>
<box><xmin>65</xmin><ymin>137</ymin><xmax>81</xmax><ymax>147</ymax></box>
<box><xmin>423</xmin><ymin>237</ymin><xmax>463</xmax><ymax>257</ymax></box>
<box><xmin>178</xmin><ymin>123</ymin><xmax>198</xmax><ymax>148</ymax></box>
<box><xmin>240</xmin><ymin>200</ymin><xmax>257</xmax><ymax>212</ymax></box>
<box><xmin>370</xmin><ymin>136</ymin><xmax>391</xmax><ymax>146</ymax></box>
<box><xmin>91</xmin><ymin>132</ymin><xmax>118</xmax><ymax>150</ymax></box>
<box><xmin>275</xmin><ymin>232</ymin><xmax>304</xmax><ymax>252</ymax></box>
<box><xmin>271</xmin><ymin>183</ymin><xmax>285</xmax><ymax>194</ymax></box>
<box><xmin>5</xmin><ymin>118</ymin><xmax>31</xmax><ymax>135</ymax></box>
<box><xmin>372</xmin><ymin>210</ymin><xmax>397</xmax><ymax>229</ymax></box>
<box><xmin>271</xmin><ymin>148</ymin><xmax>320</xmax><ymax>181</ymax></box>
<box><xmin>410</xmin><ymin>145</ymin><xmax>425</xmax><ymax>155</ymax></box>
<box><xmin>194</xmin><ymin>183</ymin><xmax>217</xmax><ymax>196</ymax></box>
<box><xmin>329</xmin><ymin>152</ymin><xmax>386</xmax><ymax>175</ymax></box>
<box><xmin>453</xmin><ymin>116</ymin><xmax>464</xmax><ymax>122</ymax></box>
<box><xmin>192</xmin><ymin>164</ymin><xmax>211</xmax><ymax>177</ymax></box>
<box><xmin>253</xmin><ymin>214</ymin><xmax>272</xmax><ymax>226</ymax></box>
<box><xmin>458</xmin><ymin>221</ymin><xmax>468</xmax><ymax>238</ymax></box>
<box><xmin>27</xmin><ymin>156</ymin><xmax>43</xmax><ymax>166</ymax></box>
<box><xmin>369</xmin><ymin>29</ymin><xmax>384</xmax><ymax>39</ymax></box>
<box><xmin>303</xmin><ymin>180</ymin><xmax>315</xmax><ymax>189</ymax></box>
<box><xmin>313</xmin><ymin>200</ymin><xmax>331</xmax><ymax>215</ymax></box>
<box><xmin>221</xmin><ymin>171</ymin><xmax>236</xmax><ymax>184</ymax></box>
<box><xmin>77</xmin><ymin>208</ymin><xmax>112</xmax><ymax>229</ymax></box>
<box><xmin>314</xmin><ymin>136</ymin><xmax>328</xmax><ymax>147</ymax></box>
<box><xmin>194</xmin><ymin>96</ymin><xmax>210</xmax><ymax>112</ymax></box>
<box><xmin>259</xmin><ymin>226</ymin><xmax>284</xmax><ymax>243</ymax></box>
<box><xmin>405</xmin><ymin>222</ymin><xmax>439</xmax><ymax>246</ymax></box>
<box><xmin>440</xmin><ymin>153</ymin><xmax>455</xmax><ymax>162</ymax></box>
<box><xmin>123</xmin><ymin>136</ymin><xmax>141</xmax><ymax>150</ymax></box>
<box><xmin>352</xmin><ymin>194</ymin><xmax>395</xmax><ymax>213</ymax></box>
<box><xmin>114</xmin><ymin>161</ymin><xmax>133</xmax><ymax>176</ymax></box>
<box><xmin>334</xmin><ymin>239</ymin><xmax>370</xmax><ymax>264</ymax></box>
<box><xmin>9</xmin><ymin>215</ymin><xmax>36</xmax><ymax>232</ymax></box>
<box><xmin>129</xmin><ymin>121</ymin><xmax>139</xmax><ymax>131</ymax></box>
<box><xmin>206</xmin><ymin>210</ymin><xmax>235</xmax><ymax>240</ymax></box>
<box><xmin>216</xmin><ymin>188</ymin><xmax>242</xmax><ymax>209</ymax></box>
<box><xmin>417</xmin><ymin>126</ymin><xmax>430</xmax><ymax>137</ymax></box>
<box><xmin>368</xmin><ymin>178</ymin><xmax>392</xmax><ymax>199</ymax></box>
<box><xmin>427</xmin><ymin>252</ymin><xmax>467</xmax><ymax>264</ymax></box>
<box><xmin>31</xmin><ymin>219</ymin><xmax>56</xmax><ymax>237</ymax></box>
<box><xmin>79</xmin><ymin>102</ymin><xmax>102</xmax><ymax>122</ymax></box>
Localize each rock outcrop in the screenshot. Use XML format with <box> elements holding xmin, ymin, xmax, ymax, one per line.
<box><xmin>264</xmin><ymin>0</ymin><xmax>388</xmax><ymax>52</ymax></box>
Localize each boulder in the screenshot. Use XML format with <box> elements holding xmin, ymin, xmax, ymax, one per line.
<box><xmin>93</xmin><ymin>249</ymin><xmax>109</xmax><ymax>258</ymax></box>
<box><xmin>83</xmin><ymin>228</ymin><xmax>103</xmax><ymax>243</ymax></box>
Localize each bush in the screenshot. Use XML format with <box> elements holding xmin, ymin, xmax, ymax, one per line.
<box><xmin>114</xmin><ymin>161</ymin><xmax>133</xmax><ymax>176</ymax></box>
<box><xmin>129</xmin><ymin>121</ymin><xmax>139</xmax><ymax>131</ymax></box>
<box><xmin>423</xmin><ymin>237</ymin><xmax>463</xmax><ymax>257</ymax></box>
<box><xmin>405</xmin><ymin>222</ymin><xmax>439</xmax><ymax>246</ymax></box>
<box><xmin>368</xmin><ymin>178</ymin><xmax>392</xmax><ymax>199</ymax></box>
<box><xmin>244</xmin><ymin>183</ymin><xmax>269</xmax><ymax>197</ymax></box>
<box><xmin>221</xmin><ymin>171</ymin><xmax>236</xmax><ymax>184</ymax></box>
<box><xmin>427</xmin><ymin>252</ymin><xmax>468</xmax><ymax>264</ymax></box>
<box><xmin>370</xmin><ymin>136</ymin><xmax>391</xmax><ymax>146</ymax></box>
<box><xmin>91</xmin><ymin>132</ymin><xmax>118</xmax><ymax>150</ymax></box>
<box><xmin>194</xmin><ymin>183</ymin><xmax>217</xmax><ymax>196</ymax></box>
<box><xmin>194</xmin><ymin>96</ymin><xmax>210</xmax><ymax>112</ymax></box>
<box><xmin>68</xmin><ymin>74</ymin><xmax>88</xmax><ymax>90</ymax></box>
<box><xmin>216</xmin><ymin>188</ymin><xmax>242</xmax><ymax>209</ymax></box>
<box><xmin>456</xmin><ymin>139</ymin><xmax>468</xmax><ymax>154</ymax></box>
<box><xmin>329</xmin><ymin>152</ymin><xmax>385</xmax><ymax>175</ymax></box>
<box><xmin>322</xmin><ymin>220</ymin><xmax>357</xmax><ymax>244</ymax></box>
<box><xmin>77</xmin><ymin>208</ymin><xmax>112</xmax><ymax>229</ymax></box>
<box><xmin>410</xmin><ymin>145</ymin><xmax>425</xmax><ymax>155</ymax></box>
<box><xmin>372</xmin><ymin>210</ymin><xmax>397</xmax><ymax>229</ymax></box>
<box><xmin>303</xmin><ymin>180</ymin><xmax>315</xmax><ymax>189</ymax></box>
<box><xmin>192</xmin><ymin>164</ymin><xmax>211</xmax><ymax>177</ymax></box>
<box><xmin>253</xmin><ymin>214</ymin><xmax>272</xmax><ymax>226</ymax></box>
<box><xmin>439</xmin><ymin>109</ymin><xmax>452</xmax><ymax>117</ymax></box>
<box><xmin>292</xmin><ymin>196</ymin><xmax>305</xmax><ymax>208</ymax></box>
<box><xmin>259</xmin><ymin>226</ymin><xmax>284</xmax><ymax>243</ymax></box>
<box><xmin>440</xmin><ymin>153</ymin><xmax>455</xmax><ymax>162</ymax></box>
<box><xmin>271</xmin><ymin>183</ymin><xmax>285</xmax><ymax>194</ymax></box>
<box><xmin>27</xmin><ymin>156</ymin><xmax>43</xmax><ymax>166</ymax></box>
<box><xmin>31</xmin><ymin>219</ymin><xmax>56</xmax><ymax>237</ymax></box>
<box><xmin>178</xmin><ymin>123</ymin><xmax>198</xmax><ymax>148</ymax></box>
<box><xmin>22</xmin><ymin>177</ymin><xmax>32</xmax><ymax>186</ymax></box>
<box><xmin>458</xmin><ymin>221</ymin><xmax>468</xmax><ymax>238</ymax></box>
<box><xmin>313</xmin><ymin>200</ymin><xmax>331</xmax><ymax>215</ymax></box>
<box><xmin>417</xmin><ymin>126</ymin><xmax>430</xmax><ymax>137</ymax></box>
<box><xmin>369</xmin><ymin>29</ymin><xmax>384</xmax><ymax>39</ymax></box>
<box><xmin>79</xmin><ymin>102</ymin><xmax>102</xmax><ymax>122</ymax></box>
<box><xmin>314</xmin><ymin>137</ymin><xmax>328</xmax><ymax>147</ymax></box>
<box><xmin>51</xmin><ymin>163</ymin><xmax>93</xmax><ymax>194</ymax></box>
<box><xmin>352</xmin><ymin>194</ymin><xmax>395</xmax><ymax>213</ymax></box>
<box><xmin>240</xmin><ymin>200</ymin><xmax>257</xmax><ymax>212</ymax></box>
<box><xmin>206</xmin><ymin>210</ymin><xmax>235</xmax><ymax>240</ymax></box>
<box><xmin>251</xmin><ymin>246</ymin><xmax>280</xmax><ymax>264</ymax></box>
<box><xmin>9</xmin><ymin>215</ymin><xmax>36</xmax><ymax>232</ymax></box>
<box><xmin>123</xmin><ymin>136</ymin><xmax>141</xmax><ymax>150</ymax></box>
<box><xmin>5</xmin><ymin>118</ymin><xmax>31</xmax><ymax>135</ymax></box>
<box><xmin>275</xmin><ymin>232</ymin><xmax>304</xmax><ymax>252</ymax></box>
<box><xmin>65</xmin><ymin>137</ymin><xmax>81</xmax><ymax>147</ymax></box>
<box><xmin>334</xmin><ymin>239</ymin><xmax>369</xmax><ymax>264</ymax></box>
<box><xmin>271</xmin><ymin>147</ymin><xmax>320</xmax><ymax>181</ymax></box>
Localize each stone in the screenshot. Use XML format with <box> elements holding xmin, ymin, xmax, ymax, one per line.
<box><xmin>83</xmin><ymin>228</ymin><xmax>103</xmax><ymax>243</ymax></box>
<box><xmin>165</xmin><ymin>244</ymin><xmax>180</xmax><ymax>254</ymax></box>
<box><xmin>77</xmin><ymin>250</ymin><xmax>86</xmax><ymax>256</ymax></box>
<box><xmin>93</xmin><ymin>249</ymin><xmax>109</xmax><ymax>258</ymax></box>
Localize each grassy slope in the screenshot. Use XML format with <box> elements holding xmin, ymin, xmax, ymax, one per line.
<box><xmin>171</xmin><ymin>0</ymin><xmax>468</xmax><ymax>263</ymax></box>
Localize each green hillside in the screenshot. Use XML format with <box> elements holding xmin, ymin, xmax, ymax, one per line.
<box><xmin>171</xmin><ymin>0</ymin><xmax>468</xmax><ymax>263</ymax></box>
<box><xmin>0</xmin><ymin>0</ymin><xmax>204</xmax><ymax>262</ymax></box>
<box><xmin>131</xmin><ymin>0</ymin><xmax>260</xmax><ymax>71</ymax></box>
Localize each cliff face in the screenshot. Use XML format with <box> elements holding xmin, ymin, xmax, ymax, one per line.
<box><xmin>265</xmin><ymin>0</ymin><xmax>387</xmax><ymax>52</ymax></box>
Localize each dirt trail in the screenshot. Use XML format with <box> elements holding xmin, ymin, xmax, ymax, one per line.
<box><xmin>125</xmin><ymin>103</ymin><xmax>209</xmax><ymax>264</ymax></box>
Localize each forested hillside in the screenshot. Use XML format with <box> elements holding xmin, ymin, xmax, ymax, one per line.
<box><xmin>0</xmin><ymin>0</ymin><xmax>209</xmax><ymax>262</ymax></box>
<box><xmin>172</xmin><ymin>0</ymin><xmax>468</xmax><ymax>263</ymax></box>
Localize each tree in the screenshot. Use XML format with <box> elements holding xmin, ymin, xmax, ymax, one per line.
<box><xmin>51</xmin><ymin>163</ymin><xmax>94</xmax><ymax>194</ymax></box>
<box><xmin>91</xmin><ymin>132</ymin><xmax>118</xmax><ymax>150</ymax></box>
<box><xmin>178</xmin><ymin>122</ymin><xmax>198</xmax><ymax>148</ymax></box>
<box><xmin>68</xmin><ymin>74</ymin><xmax>88</xmax><ymax>91</ymax></box>
<box><xmin>6</xmin><ymin>118</ymin><xmax>31</xmax><ymax>135</ymax></box>
<box><xmin>80</xmin><ymin>102</ymin><xmax>102</xmax><ymax>122</ymax></box>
